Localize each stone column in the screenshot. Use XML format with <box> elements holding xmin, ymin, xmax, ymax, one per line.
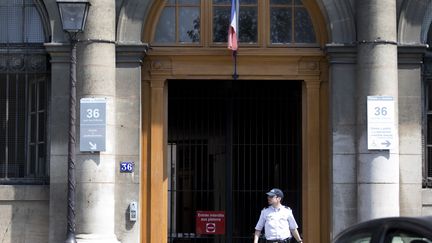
<box><xmin>356</xmin><ymin>0</ymin><xmax>399</xmax><ymax>221</ymax></box>
<box><xmin>75</xmin><ymin>0</ymin><xmax>119</xmax><ymax>242</ymax></box>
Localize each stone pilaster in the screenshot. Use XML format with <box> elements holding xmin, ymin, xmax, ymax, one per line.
<box><xmin>398</xmin><ymin>45</ymin><xmax>427</xmax><ymax>216</ymax></box>
<box><xmin>114</xmin><ymin>43</ymin><xmax>147</xmax><ymax>242</ymax></box>
<box><xmin>356</xmin><ymin>0</ymin><xmax>399</xmax><ymax>222</ymax></box>
<box><xmin>326</xmin><ymin>44</ymin><xmax>358</xmax><ymax>236</ymax></box>
<box><xmin>44</xmin><ymin>43</ymin><xmax>71</xmax><ymax>243</ymax></box>
<box><xmin>74</xmin><ymin>0</ymin><xmax>119</xmax><ymax>242</ymax></box>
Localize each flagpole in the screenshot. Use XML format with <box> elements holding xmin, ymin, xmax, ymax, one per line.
<box><xmin>232</xmin><ymin>51</ymin><xmax>238</xmax><ymax>80</ymax></box>
<box><xmin>228</xmin><ymin>0</ymin><xmax>239</xmax><ymax>80</ymax></box>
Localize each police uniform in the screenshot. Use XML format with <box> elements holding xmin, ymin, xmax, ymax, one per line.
<box><xmin>255</xmin><ymin>205</ymin><xmax>299</xmax><ymax>242</ymax></box>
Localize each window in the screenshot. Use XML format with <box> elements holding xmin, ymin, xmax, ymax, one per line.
<box><xmin>0</xmin><ymin>0</ymin><xmax>45</xmax><ymax>43</ymax></box>
<box><xmin>152</xmin><ymin>0</ymin><xmax>317</xmax><ymax>46</ymax></box>
<box><xmin>269</xmin><ymin>0</ymin><xmax>316</xmax><ymax>44</ymax></box>
<box><xmin>385</xmin><ymin>229</ymin><xmax>432</xmax><ymax>243</ymax></box>
<box><xmin>344</xmin><ymin>235</ymin><xmax>371</xmax><ymax>243</ymax></box>
<box><xmin>0</xmin><ymin>0</ymin><xmax>49</xmax><ymax>183</ymax></box>
<box><xmin>154</xmin><ymin>0</ymin><xmax>201</xmax><ymax>43</ymax></box>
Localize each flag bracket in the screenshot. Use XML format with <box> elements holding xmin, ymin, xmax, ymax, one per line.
<box><xmin>232</xmin><ymin>51</ymin><xmax>239</xmax><ymax>80</ymax></box>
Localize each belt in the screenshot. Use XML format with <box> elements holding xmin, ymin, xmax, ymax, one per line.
<box><xmin>266</xmin><ymin>238</ymin><xmax>290</xmax><ymax>243</ymax></box>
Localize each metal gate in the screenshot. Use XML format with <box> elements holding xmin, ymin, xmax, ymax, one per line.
<box><xmin>168</xmin><ymin>80</ymin><xmax>302</xmax><ymax>243</ymax></box>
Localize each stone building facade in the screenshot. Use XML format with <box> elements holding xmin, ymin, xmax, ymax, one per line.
<box><xmin>1</xmin><ymin>0</ymin><xmax>432</xmax><ymax>242</ymax></box>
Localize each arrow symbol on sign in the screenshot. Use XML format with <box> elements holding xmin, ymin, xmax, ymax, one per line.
<box><xmin>89</xmin><ymin>142</ymin><xmax>97</xmax><ymax>150</ymax></box>
<box><xmin>381</xmin><ymin>140</ymin><xmax>391</xmax><ymax>147</ymax></box>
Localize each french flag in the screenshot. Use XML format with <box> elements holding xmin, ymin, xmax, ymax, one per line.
<box><xmin>228</xmin><ymin>0</ymin><xmax>239</xmax><ymax>51</ymax></box>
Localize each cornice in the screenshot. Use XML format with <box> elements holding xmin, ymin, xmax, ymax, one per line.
<box><xmin>397</xmin><ymin>44</ymin><xmax>428</xmax><ymax>65</ymax></box>
<box><xmin>44</xmin><ymin>42</ymin><xmax>71</xmax><ymax>63</ymax></box>
<box><xmin>147</xmin><ymin>47</ymin><xmax>325</xmax><ymax>57</ymax></box>
<box><xmin>325</xmin><ymin>43</ymin><xmax>357</xmax><ymax>64</ymax></box>
<box><xmin>45</xmin><ymin>42</ymin><xmax>149</xmax><ymax>64</ymax></box>
<box><xmin>325</xmin><ymin>43</ymin><xmax>428</xmax><ymax>65</ymax></box>
<box><xmin>116</xmin><ymin>42</ymin><xmax>149</xmax><ymax>64</ymax></box>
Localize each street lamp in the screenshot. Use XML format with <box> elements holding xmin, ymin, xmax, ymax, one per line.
<box><xmin>56</xmin><ymin>1</ymin><xmax>90</xmax><ymax>243</ymax></box>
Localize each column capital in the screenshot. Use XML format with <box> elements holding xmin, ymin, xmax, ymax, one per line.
<box><xmin>150</xmin><ymin>79</ymin><xmax>167</xmax><ymax>89</ymax></box>
<box><xmin>116</xmin><ymin>42</ymin><xmax>149</xmax><ymax>64</ymax></box>
<box><xmin>397</xmin><ymin>44</ymin><xmax>428</xmax><ymax>65</ymax></box>
<box><xmin>304</xmin><ymin>80</ymin><xmax>321</xmax><ymax>89</ymax></box>
<box><xmin>44</xmin><ymin>42</ymin><xmax>71</xmax><ymax>63</ymax></box>
<box><xmin>325</xmin><ymin>44</ymin><xmax>357</xmax><ymax>64</ymax></box>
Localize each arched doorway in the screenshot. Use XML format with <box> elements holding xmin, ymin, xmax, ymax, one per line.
<box><xmin>140</xmin><ymin>1</ymin><xmax>329</xmax><ymax>242</ymax></box>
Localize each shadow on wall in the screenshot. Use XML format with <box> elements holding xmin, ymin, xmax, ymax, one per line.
<box><xmin>399</xmin><ymin>0</ymin><xmax>432</xmax><ymax>44</ymax></box>
<box><xmin>0</xmin><ymin>185</ymin><xmax>49</xmax><ymax>243</ymax></box>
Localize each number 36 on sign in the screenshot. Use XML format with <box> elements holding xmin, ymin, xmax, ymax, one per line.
<box><xmin>120</xmin><ymin>162</ymin><xmax>134</xmax><ymax>173</ymax></box>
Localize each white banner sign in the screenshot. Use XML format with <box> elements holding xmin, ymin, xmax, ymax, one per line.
<box><xmin>367</xmin><ymin>96</ymin><xmax>395</xmax><ymax>150</ymax></box>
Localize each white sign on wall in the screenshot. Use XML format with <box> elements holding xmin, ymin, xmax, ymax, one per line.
<box><xmin>80</xmin><ymin>98</ymin><xmax>106</xmax><ymax>152</ymax></box>
<box><xmin>367</xmin><ymin>96</ymin><xmax>395</xmax><ymax>150</ymax></box>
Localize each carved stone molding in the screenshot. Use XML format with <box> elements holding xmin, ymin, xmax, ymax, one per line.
<box><xmin>145</xmin><ymin>52</ymin><xmax>326</xmax><ymax>81</ymax></box>
<box><xmin>151</xmin><ymin>59</ymin><xmax>171</xmax><ymax>71</ymax></box>
<box><xmin>10</xmin><ymin>55</ymin><xmax>25</xmax><ymax>71</ymax></box>
<box><xmin>299</xmin><ymin>60</ymin><xmax>319</xmax><ymax>71</ymax></box>
<box><xmin>29</xmin><ymin>55</ymin><xmax>47</xmax><ymax>71</ymax></box>
<box><xmin>0</xmin><ymin>54</ymin><xmax>47</xmax><ymax>72</ymax></box>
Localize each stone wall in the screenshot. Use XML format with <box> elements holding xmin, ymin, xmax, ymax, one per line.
<box><xmin>0</xmin><ymin>186</ymin><xmax>49</xmax><ymax>243</ymax></box>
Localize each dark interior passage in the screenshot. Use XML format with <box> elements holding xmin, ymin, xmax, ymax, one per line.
<box><xmin>168</xmin><ymin>80</ymin><xmax>302</xmax><ymax>243</ymax></box>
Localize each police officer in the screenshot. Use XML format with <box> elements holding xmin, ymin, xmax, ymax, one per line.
<box><xmin>253</xmin><ymin>188</ymin><xmax>303</xmax><ymax>243</ymax></box>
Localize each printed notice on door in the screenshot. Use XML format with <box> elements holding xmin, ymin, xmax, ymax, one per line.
<box><xmin>367</xmin><ymin>96</ymin><xmax>395</xmax><ymax>150</ymax></box>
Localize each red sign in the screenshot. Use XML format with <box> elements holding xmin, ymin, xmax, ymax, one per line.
<box><xmin>196</xmin><ymin>211</ymin><xmax>225</xmax><ymax>235</ymax></box>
